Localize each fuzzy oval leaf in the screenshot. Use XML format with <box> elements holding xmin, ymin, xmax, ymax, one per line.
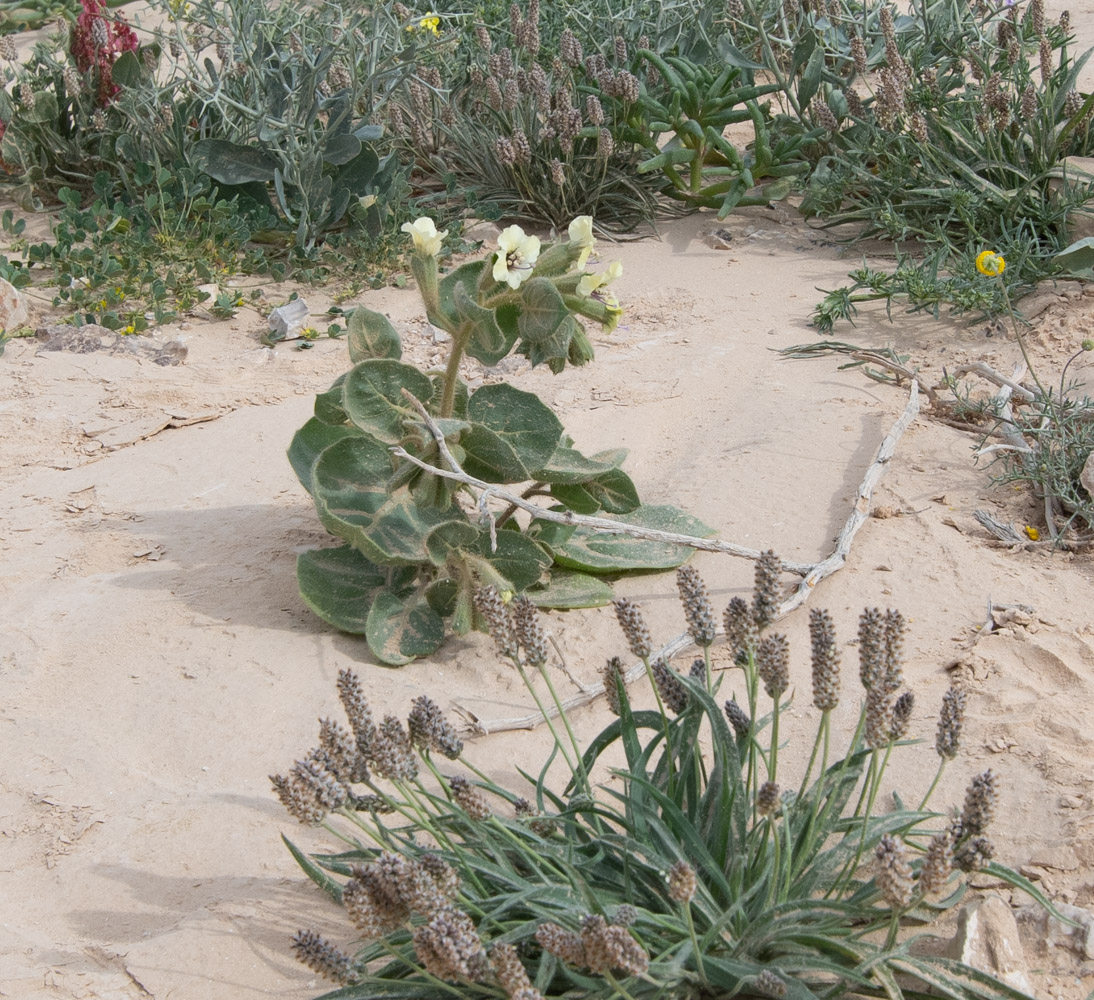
<box><xmin>287</xmin><ymin>417</ymin><xmax>361</xmax><ymax>493</ymax></box>
<box><xmin>461</xmin><ymin>383</ymin><xmax>563</xmax><ymax>482</ymax></box>
<box><xmin>550</xmin><ymin>482</ymin><xmax>600</xmax><ymax>514</ymax></box>
<box><xmin>366</xmin><ymin>587</ymin><xmax>445</xmax><ymax>665</ymax></box>
<box><xmin>324</xmin><ymin>131</ymin><xmax>362</xmax><ymax>166</ymax></box>
<box><xmin>297</xmin><ymin>544</ymin><xmax>386</xmax><ymax>633</ymax></box>
<box><xmin>527</xmin><ymin>569</ymin><xmax>613</xmax><ymax>609</ymax></box>
<box><xmin>342</xmin><ymin>359</ymin><xmax>434</xmax><ymax>444</ymax></box>
<box><xmin>348</xmin><ymin>307</ymin><xmax>402</xmax><ymax>362</ymax></box>
<box><xmin>517</xmin><ymin>277</ymin><xmax>568</xmax><ymax>344</ymax></box>
<box><xmin>479</xmin><ymin>529</ymin><xmax>552</xmax><ymax>591</ymax></box>
<box><xmin>456</xmin><ymin>282</ymin><xmax>514</xmax><ymax>366</ymax></box>
<box><xmin>191</xmin><ymin>138</ymin><xmax>278</xmax><ymax>184</ymax></box>
<box><xmin>534</xmin><ymin>444</ymin><xmax>627</xmax><ymax>484</ymax></box>
<box><xmin>583</xmin><ymin>467</ymin><xmax>640</xmax><ymax>514</ymax></box>
<box><xmin>314</xmin><ymin>373</ymin><xmax>349</xmax><ymax>425</ymax></box>
<box><xmin>425</xmin><ymin>577</ymin><xmax>459</xmax><ymax>617</ymax></box>
<box><xmin>549</xmin><ymin>504</ymin><xmax>714</xmax><ymax>572</ymax></box>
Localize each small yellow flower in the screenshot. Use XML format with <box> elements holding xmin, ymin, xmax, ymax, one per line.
<box><xmin>1024</xmin><ymin>525</ymin><xmax>1040</xmax><ymax>541</ymax></box>
<box><xmin>122</xmin><ymin>323</ymin><xmax>135</xmax><ymax>335</ymax></box>
<box><xmin>577</xmin><ymin>259</ymin><xmax>623</xmax><ymax>298</ymax></box>
<box><xmin>975</xmin><ymin>250</ymin><xmax>1006</xmax><ymax>277</ymax></box>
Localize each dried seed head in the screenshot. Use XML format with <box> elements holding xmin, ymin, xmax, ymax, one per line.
<box><xmin>319</xmin><ymin>717</ymin><xmax>368</xmax><ymax>783</ymax></box>
<box><xmin>369</xmin><ymin>715</ymin><xmax>419</xmax><ymax>782</ymax></box>
<box><xmin>497</xmin><ymin>47</ymin><xmax>514</xmax><ymax>78</ymax></box>
<box><xmin>1030</xmin><ymin>0</ymin><xmax>1045</xmax><ymax>36</ymax></box>
<box><xmin>1040</xmin><ymin>37</ymin><xmax>1053</xmax><ymax>83</ymax></box>
<box><xmin>676</xmin><ymin>565</ymin><xmax>717</xmax><ymax>647</ymax></box>
<box><xmin>858</xmin><ymin>608</ymin><xmax>886</xmax><ymax>690</ymax></box>
<box><xmin>159</xmin><ymin>102</ymin><xmax>175</xmax><ymax>127</ymax></box>
<box><xmin>935</xmin><ymin>684</ymin><xmax>966</xmax><ymax>760</ymax></box>
<box><xmin>1064</xmin><ymin>89</ymin><xmax>1084</xmax><ymax>119</ymax></box>
<box><xmin>918</xmin><ymin>829</ymin><xmax>953</xmax><ymax>898</ymax></box>
<box><xmin>580</xmin><ymin>914</ymin><xmax>649</xmax><ymax>976</ymax></box>
<box><xmin>393</xmin><ymin>2</ymin><xmax>411</xmax><ymax>20</ymax></box>
<box><xmin>419</xmin><ymin>852</ymin><xmax>461</xmax><ymax>900</ymax></box>
<box><xmin>503</xmin><ymin>77</ymin><xmax>520</xmax><ymax>111</ymax></box>
<box><xmin>755</xmin><ymin>969</ymin><xmax>788</xmax><ymax>998</ymax></box>
<box><xmin>337</xmin><ymin>669</ymin><xmax>376</xmax><ymax>754</ymax></box>
<box><xmin>474</xmin><ymin>586</ymin><xmax>519</xmax><ymax>659</ymax></box>
<box><xmin>450</xmin><ymin>775</ymin><xmax>492</xmax><ymax>821</ymax></box>
<box><xmin>961</xmin><ymin>769</ymin><xmax>997</xmax><ymax>836</ymax></box>
<box><xmin>850</xmin><ymin>34</ymin><xmax>868</xmax><ymax>75</ymax></box>
<box><xmin>846</xmin><ymin>88</ymin><xmax>866</xmax><ymax>119</ymax></box>
<box><xmin>1021</xmin><ymin>84</ymin><xmax>1038</xmax><ymax>122</ymax></box>
<box><xmin>652</xmin><ymin>657</ymin><xmax>689</xmax><ymax>714</ymax></box>
<box><xmin>343</xmin><ymin>863</ymin><xmax>409</xmax><ymax>939</ymax></box>
<box><xmin>875</xmin><ymin>834</ymin><xmax>914</xmax><ymax>908</ymax></box>
<box><xmin>91</xmin><ymin>108</ymin><xmax>108</xmax><ymax>130</ymax></box>
<box><xmin>491</xmin><ymin>941</ymin><xmax>532</xmax><ymax>996</ymax></box>
<box><xmin>752</xmin><ymin>550</ymin><xmax>783</xmax><ymax>630</ymax></box>
<box><xmin>295</xmin><ymin>747</ymin><xmax>350</xmax><ymax>811</ymax></box>
<box><xmin>514</xmin><ymin>796</ymin><xmax>555</xmax><ymax>837</ymax></box>
<box><xmin>512</xmin><ymin>595</ymin><xmax>547</xmax><ymax>665</ymax></box>
<box><xmin>613</xmin><ymin>598</ymin><xmax>652</xmax><ymax>659</ymax></box>
<box><xmin>292</xmin><ymin>929</ymin><xmax>358</xmax><ymax>983</ymax></box>
<box><xmin>475</xmin><ymin>24</ymin><xmax>492</xmax><ymax>52</ymax></box>
<box><xmin>809</xmin><ymin>608</ymin><xmax>840</xmax><ymax>711</ymax></box>
<box><xmin>601</xmin><ymin>656</ymin><xmax>626</xmax><ymax>715</ymax></box>
<box><xmin>1060</xmin><ymin>9</ymin><xmax>1071</xmax><ymax>34</ymax></box>
<box><xmin>495</xmin><ymin>134</ymin><xmax>516</xmax><ymax>166</ymax></box>
<box><xmin>689</xmin><ymin>658</ymin><xmax>707</xmax><ymax>684</ymax></box>
<box><xmin>667</xmin><ymin>860</ymin><xmax>697</xmax><ymax>903</ymax></box>
<box><xmin>757</xmin><ymin>633</ymin><xmax>790</xmax><ymax>699</ymax></box>
<box><xmin>724</xmin><ymin>597</ymin><xmax>759</xmax><ymax>662</ymax></box>
<box><xmin>0</xmin><ymin>34</ymin><xmax>15</xmax><ymax>60</ymax></box>
<box><xmin>585</xmin><ymin>93</ymin><xmax>605</xmax><ymax>126</ymax></box>
<box><xmin>615</xmin><ymin>70</ymin><xmax>640</xmax><ymax>103</ymax></box>
<box><xmin>908</xmin><ymin>111</ymin><xmax>928</xmax><ymax>143</ymax></box>
<box><xmin>414</xmin><ymin>905</ymin><xmax>489</xmax><ymax>981</ymax></box>
<box><xmin>724</xmin><ymin>697</ymin><xmax>752</xmax><ymax>739</ymax></box>
<box><xmin>614</xmin><ymin>35</ymin><xmax>627</xmax><ymax>64</ymax></box>
<box><xmin>890</xmin><ymin>691</ymin><xmax>914</xmax><ymax>741</ymax></box>
<box><xmin>874</xmin><ymin>68</ymin><xmax>906</xmax><ymax>130</ymax></box>
<box><xmin>536</xmin><ymin>922</ymin><xmax>587</xmax><ymax>966</ymax></box>
<box><xmin>560</xmin><ymin>28</ymin><xmax>582</xmax><ymax>68</ymax></box>
<box><xmin>757</xmin><ymin>780</ymin><xmax>780</xmax><ymax>816</ymax></box>
<box><xmin>270</xmin><ymin>772</ymin><xmax>327</xmax><ymax>824</ymax></box>
<box><xmin>91</xmin><ymin>16</ymin><xmax>109</xmax><ymax>48</ymax></box>
<box><xmin>812</xmin><ymin>97</ymin><xmax>839</xmax><ymax>132</ymax></box>
<box><xmin>509</xmin><ymin>126</ymin><xmax>532</xmax><ymax>165</ymax></box>
<box><xmin>486</xmin><ymin>76</ymin><xmax>504</xmax><ymax>111</ymax></box>
<box><xmin>613</xmin><ymin>904</ymin><xmax>637</xmax><ymax>926</ymax></box>
<box><xmin>18</xmin><ymin>84</ymin><xmax>35</xmax><ymax>111</ymax></box>
<box><xmin>63</xmin><ymin>65</ymin><xmax>82</xmax><ymax>93</ymax></box>
<box><xmin>408</xmin><ymin>695</ymin><xmax>463</xmax><ymax>759</ymax></box>
<box><xmin>955</xmin><ymin>834</ymin><xmax>994</xmax><ymax>872</ymax></box>
<box><xmin>864</xmin><ymin>686</ymin><xmax>894</xmax><ymax>749</ymax></box>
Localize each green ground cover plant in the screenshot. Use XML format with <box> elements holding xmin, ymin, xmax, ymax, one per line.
<box><xmin>273</xmin><ymin>561</ymin><xmax>1051</xmax><ymax>1000</ymax></box>
<box><xmin>289</xmin><ymin>216</ymin><xmax>709</xmax><ymax>664</ymax></box>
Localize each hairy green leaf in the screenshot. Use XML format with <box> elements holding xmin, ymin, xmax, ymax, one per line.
<box><xmin>461</xmin><ymin>383</ymin><xmax>563</xmax><ymax>482</ymax></box>
<box><xmin>287</xmin><ymin>416</ymin><xmax>359</xmax><ymax>492</ymax></box>
<box><xmin>347</xmin><ymin>307</ymin><xmax>402</xmax><ymax>363</ymax></box>
<box><xmin>342</xmin><ymin>359</ymin><xmax>434</xmax><ymax>444</ymax></box>
<box><xmin>296</xmin><ymin>544</ymin><xmax>386</xmax><ymax>633</ymax></box>
<box><xmin>365</xmin><ymin>586</ymin><xmax>445</xmax><ymax>665</ymax></box>
<box><xmin>527</xmin><ymin>569</ymin><xmax>613</xmax><ymax>608</ymax></box>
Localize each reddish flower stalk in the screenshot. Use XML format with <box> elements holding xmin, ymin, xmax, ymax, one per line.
<box><xmin>70</xmin><ymin>0</ymin><xmax>138</xmax><ymax>107</ymax></box>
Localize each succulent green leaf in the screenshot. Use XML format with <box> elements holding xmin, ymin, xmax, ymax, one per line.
<box><xmin>533</xmin><ymin>443</ymin><xmax>627</xmax><ymax>484</ymax></box>
<box><xmin>313</xmin><ymin>373</ymin><xmax>349</xmax><ymax>425</ymax></box>
<box><xmin>191</xmin><ymin>138</ymin><xmax>278</xmax><ymax>184</ymax></box>
<box><xmin>287</xmin><ymin>417</ymin><xmax>359</xmax><ymax>493</ymax></box>
<box><xmin>455</xmin><ymin>283</ymin><xmax>514</xmax><ymax>366</ymax></box>
<box><xmin>527</xmin><ymin>569</ymin><xmax>614</xmax><ymax>609</ymax></box>
<box><xmin>342</xmin><ymin>359</ymin><xmax>434</xmax><ymax>444</ymax></box>
<box><xmin>312</xmin><ymin>436</ymin><xmax>466</xmax><ymax>566</ymax></box>
<box><xmin>347</xmin><ymin>307</ymin><xmax>402</xmax><ymax>362</ymax></box>
<box><xmin>111</xmin><ymin>49</ymin><xmax>143</xmax><ymax>88</ymax></box>
<box><xmin>478</xmin><ymin>529</ymin><xmax>552</xmax><ymax>591</ymax></box>
<box><xmin>365</xmin><ymin>586</ymin><xmax>445</xmax><ymax>665</ymax></box>
<box><xmin>324</xmin><ymin>131</ymin><xmax>362</xmax><ymax>166</ymax></box>
<box><xmin>517</xmin><ymin>277</ymin><xmax>568</xmax><ymax>344</ymax></box>
<box><xmin>461</xmin><ymin>383</ymin><xmax>564</xmax><ymax>482</ymax></box>
<box><xmin>549</xmin><ymin>482</ymin><xmax>600</xmax><ymax>514</ymax></box>
<box><xmin>548</xmin><ymin>504</ymin><xmax>715</xmax><ymax>573</ymax></box>
<box><xmin>583</xmin><ymin>467</ymin><xmax>641</xmax><ymax>514</ymax></box>
<box><xmin>296</xmin><ymin>544</ymin><xmax>387</xmax><ymax>633</ymax></box>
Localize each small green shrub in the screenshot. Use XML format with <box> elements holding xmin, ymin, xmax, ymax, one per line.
<box><xmin>289</xmin><ymin>216</ymin><xmax>708</xmax><ymax>665</ymax></box>
<box><xmin>274</xmin><ymin>561</ymin><xmax>1049</xmax><ymax>1000</ymax></box>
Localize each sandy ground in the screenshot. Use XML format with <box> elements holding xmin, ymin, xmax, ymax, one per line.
<box><xmin>5</xmin><ymin>1</ymin><xmax>1094</xmax><ymax>987</ymax></box>
<box><xmin>3</xmin><ymin>203</ymin><xmax>1094</xmax><ymax>999</ymax></box>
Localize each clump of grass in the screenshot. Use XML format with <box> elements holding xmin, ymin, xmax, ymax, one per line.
<box><xmin>273</xmin><ymin>558</ymin><xmax>1052</xmax><ymax>1000</ymax></box>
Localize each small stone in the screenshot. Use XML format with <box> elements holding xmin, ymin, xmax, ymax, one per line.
<box><xmin>1041</xmin><ymin>902</ymin><xmax>1094</xmax><ymax>960</ymax></box>
<box><xmin>1028</xmin><ymin>844</ymin><xmax>1080</xmax><ymax>872</ymax></box>
<box><xmin>0</xmin><ymin>276</ymin><xmax>28</xmax><ymax>331</ymax></box>
<box><xmin>269</xmin><ymin>298</ymin><xmax>310</xmax><ymax>337</ymax></box>
<box><xmin>463</xmin><ymin>220</ymin><xmax>501</xmax><ymax>247</ymax></box>
<box><xmin>946</xmin><ymin>895</ymin><xmax>1033</xmax><ymax>995</ymax></box>
<box><xmin>1081</xmin><ymin>451</ymin><xmax>1094</xmax><ymax>501</ymax></box>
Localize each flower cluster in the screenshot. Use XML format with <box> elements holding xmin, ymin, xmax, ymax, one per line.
<box><xmin>70</xmin><ymin>0</ymin><xmax>139</xmax><ymax>107</ymax></box>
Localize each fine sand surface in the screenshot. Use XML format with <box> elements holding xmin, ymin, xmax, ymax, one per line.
<box><xmin>6</xmin><ymin>2</ymin><xmax>1094</xmax><ymax>985</ymax></box>
<box><xmin>4</xmin><ymin>205</ymin><xmax>1094</xmax><ymax>999</ymax></box>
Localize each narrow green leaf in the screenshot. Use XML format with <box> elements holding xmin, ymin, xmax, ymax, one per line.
<box><xmin>282</xmin><ymin>835</ymin><xmax>343</xmax><ymax>903</ymax></box>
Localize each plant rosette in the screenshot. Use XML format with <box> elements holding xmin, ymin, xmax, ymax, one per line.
<box><xmin>289</xmin><ymin>216</ymin><xmax>712</xmax><ymax>664</ymax></box>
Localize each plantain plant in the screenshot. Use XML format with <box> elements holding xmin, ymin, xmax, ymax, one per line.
<box><xmin>289</xmin><ymin>216</ymin><xmax>710</xmax><ymax>664</ymax></box>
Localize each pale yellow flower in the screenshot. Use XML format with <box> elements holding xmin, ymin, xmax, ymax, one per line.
<box><xmin>401</xmin><ymin>216</ymin><xmax>448</xmax><ymax>257</ymax></box>
<box><xmin>975</xmin><ymin>250</ymin><xmax>1006</xmax><ymax>277</ymax></box>
<box><xmin>493</xmin><ymin>225</ymin><xmax>541</xmax><ymax>289</ymax></box>
<box><xmin>577</xmin><ymin>259</ymin><xmax>623</xmax><ymax>297</ymax></box>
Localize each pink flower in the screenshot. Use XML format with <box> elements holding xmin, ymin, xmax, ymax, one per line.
<box><xmin>70</xmin><ymin>0</ymin><xmax>138</xmax><ymax>107</ymax></box>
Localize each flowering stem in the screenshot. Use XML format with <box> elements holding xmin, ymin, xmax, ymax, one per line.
<box><xmin>682</xmin><ymin>903</ymin><xmax>707</xmax><ymax>983</ymax></box>
<box><xmin>642</xmin><ymin>655</ymin><xmax>677</xmax><ymax>799</ymax></box>
<box><xmin>515</xmin><ymin>661</ymin><xmax>580</xmax><ymax>780</ymax></box>
<box><xmin>439</xmin><ymin>326</ymin><xmax>469</xmax><ymax>419</ymax></box>
<box><xmin>536</xmin><ymin>662</ymin><xmax>593</xmax><ymax>797</ymax></box>
<box><xmin>603</xmin><ymin>971</ymin><xmax>642</xmax><ymax>1000</ymax></box>
<box><xmin>918</xmin><ymin>757</ymin><xmax>948</xmax><ymax>812</ymax></box>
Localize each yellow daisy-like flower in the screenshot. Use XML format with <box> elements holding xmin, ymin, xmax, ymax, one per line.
<box><xmin>1024</xmin><ymin>525</ymin><xmax>1040</xmax><ymax>541</ymax></box>
<box><xmin>975</xmin><ymin>250</ymin><xmax>1006</xmax><ymax>277</ymax></box>
<box><xmin>418</xmin><ymin>13</ymin><xmax>441</xmax><ymax>35</ymax></box>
